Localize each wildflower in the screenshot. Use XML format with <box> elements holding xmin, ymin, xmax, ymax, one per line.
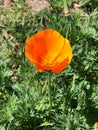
<box><xmin>25</xmin><ymin>29</ymin><xmax>72</xmax><ymax>74</ymax></box>
<box><xmin>94</xmin><ymin>122</ymin><xmax>98</xmax><ymax>130</ymax></box>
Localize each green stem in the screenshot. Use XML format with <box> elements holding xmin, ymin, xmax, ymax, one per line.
<box><xmin>48</xmin><ymin>72</ymin><xmax>52</xmax><ymax>109</ymax></box>
<box><xmin>63</xmin><ymin>0</ymin><xmax>69</xmax><ymax>14</ymax></box>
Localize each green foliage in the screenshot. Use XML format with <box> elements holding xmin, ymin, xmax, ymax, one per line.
<box><xmin>0</xmin><ymin>0</ymin><xmax>98</xmax><ymax>130</ymax></box>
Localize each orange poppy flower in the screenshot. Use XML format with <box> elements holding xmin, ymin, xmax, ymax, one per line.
<box><xmin>25</xmin><ymin>29</ymin><xmax>72</xmax><ymax>74</ymax></box>
<box><xmin>94</xmin><ymin>122</ymin><xmax>98</xmax><ymax>130</ymax></box>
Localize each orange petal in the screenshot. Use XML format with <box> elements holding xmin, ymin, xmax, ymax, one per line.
<box><xmin>25</xmin><ymin>29</ymin><xmax>72</xmax><ymax>73</ymax></box>
<box><xmin>50</xmin><ymin>38</ymin><xmax>72</xmax><ymax>73</ymax></box>
<box><xmin>54</xmin><ymin>38</ymin><xmax>72</xmax><ymax>64</ymax></box>
<box><xmin>94</xmin><ymin>122</ymin><xmax>98</xmax><ymax>130</ymax></box>
<box><xmin>25</xmin><ymin>29</ymin><xmax>65</xmax><ymax>66</ymax></box>
<box><xmin>35</xmin><ymin>63</ymin><xmax>50</xmax><ymax>72</ymax></box>
<box><xmin>52</xmin><ymin>57</ymin><xmax>69</xmax><ymax>74</ymax></box>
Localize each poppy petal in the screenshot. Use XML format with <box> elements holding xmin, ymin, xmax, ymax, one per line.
<box><xmin>94</xmin><ymin>122</ymin><xmax>98</xmax><ymax>130</ymax></box>
<box><xmin>50</xmin><ymin>38</ymin><xmax>72</xmax><ymax>73</ymax></box>
<box><xmin>25</xmin><ymin>29</ymin><xmax>72</xmax><ymax>74</ymax></box>
<box><xmin>54</xmin><ymin>38</ymin><xmax>72</xmax><ymax>64</ymax></box>
<box><xmin>25</xmin><ymin>29</ymin><xmax>65</xmax><ymax>65</ymax></box>
<box><xmin>52</xmin><ymin>57</ymin><xmax>69</xmax><ymax>74</ymax></box>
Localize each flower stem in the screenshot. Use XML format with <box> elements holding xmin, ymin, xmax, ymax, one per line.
<box><xmin>63</xmin><ymin>0</ymin><xmax>69</xmax><ymax>14</ymax></box>
<box><xmin>48</xmin><ymin>72</ymin><xmax>52</xmax><ymax>109</ymax></box>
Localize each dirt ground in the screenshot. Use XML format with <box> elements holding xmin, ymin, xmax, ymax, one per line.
<box><xmin>0</xmin><ymin>0</ymin><xmax>50</xmax><ymax>12</ymax></box>
<box><xmin>27</xmin><ymin>0</ymin><xmax>50</xmax><ymax>12</ymax></box>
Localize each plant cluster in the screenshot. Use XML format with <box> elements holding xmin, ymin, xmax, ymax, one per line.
<box><xmin>0</xmin><ymin>0</ymin><xmax>98</xmax><ymax>129</ymax></box>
